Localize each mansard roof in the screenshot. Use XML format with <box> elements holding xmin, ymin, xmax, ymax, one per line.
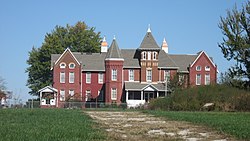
<box><xmin>139</xmin><ymin>31</ymin><xmax>160</xmax><ymax>50</ymax></box>
<box><xmin>105</xmin><ymin>39</ymin><xmax>123</xmax><ymax>59</ymax></box>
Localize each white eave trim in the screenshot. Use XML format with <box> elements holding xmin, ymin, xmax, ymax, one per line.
<box><xmin>105</xmin><ymin>58</ymin><xmax>124</xmax><ymax>61</ymax></box>
<box><xmin>190</xmin><ymin>51</ymin><xmax>216</xmax><ymax>68</ymax></box>
<box><xmin>54</xmin><ymin>48</ymin><xmax>80</xmax><ymax>66</ymax></box>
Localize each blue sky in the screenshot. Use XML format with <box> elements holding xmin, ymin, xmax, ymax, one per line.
<box><xmin>0</xmin><ymin>0</ymin><xmax>246</xmax><ymax>102</ymax></box>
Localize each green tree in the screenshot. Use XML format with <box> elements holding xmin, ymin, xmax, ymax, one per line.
<box><xmin>26</xmin><ymin>21</ymin><xmax>101</xmax><ymax>96</ymax></box>
<box><xmin>218</xmin><ymin>1</ymin><xmax>250</xmax><ymax>90</ymax></box>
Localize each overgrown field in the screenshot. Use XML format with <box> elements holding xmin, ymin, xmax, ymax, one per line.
<box><xmin>145</xmin><ymin>110</ymin><xmax>250</xmax><ymax>140</ymax></box>
<box><xmin>0</xmin><ymin>109</ymin><xmax>105</xmax><ymax>141</ymax></box>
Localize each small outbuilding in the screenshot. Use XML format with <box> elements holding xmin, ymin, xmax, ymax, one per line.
<box><xmin>38</xmin><ymin>86</ymin><xmax>58</xmax><ymax>108</ymax></box>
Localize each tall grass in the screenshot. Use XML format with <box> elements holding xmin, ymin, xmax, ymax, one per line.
<box><xmin>145</xmin><ymin>110</ymin><xmax>250</xmax><ymax>140</ymax></box>
<box><xmin>0</xmin><ymin>109</ymin><xmax>105</xmax><ymax>141</ymax></box>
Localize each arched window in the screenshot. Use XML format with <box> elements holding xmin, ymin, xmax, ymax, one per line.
<box><xmin>60</xmin><ymin>62</ymin><xmax>66</xmax><ymax>68</ymax></box>
<box><xmin>142</xmin><ymin>51</ymin><xmax>146</xmax><ymax>60</ymax></box>
<box><xmin>69</xmin><ymin>63</ymin><xmax>75</xmax><ymax>69</ymax></box>
<box><xmin>153</xmin><ymin>52</ymin><xmax>157</xmax><ymax>60</ymax></box>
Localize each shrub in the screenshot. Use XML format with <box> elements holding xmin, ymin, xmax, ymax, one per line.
<box><xmin>148</xmin><ymin>84</ymin><xmax>250</xmax><ymax>111</ymax></box>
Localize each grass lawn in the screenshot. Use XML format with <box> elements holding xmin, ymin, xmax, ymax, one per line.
<box><xmin>0</xmin><ymin>109</ymin><xmax>105</xmax><ymax>141</ymax></box>
<box><xmin>145</xmin><ymin>110</ymin><xmax>250</xmax><ymax>140</ymax></box>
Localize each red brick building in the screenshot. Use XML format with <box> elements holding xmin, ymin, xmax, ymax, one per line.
<box><xmin>40</xmin><ymin>28</ymin><xmax>217</xmax><ymax>108</ymax></box>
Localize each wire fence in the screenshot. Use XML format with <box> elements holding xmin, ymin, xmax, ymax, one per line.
<box><xmin>20</xmin><ymin>101</ymin><xmax>130</xmax><ymax>109</ymax></box>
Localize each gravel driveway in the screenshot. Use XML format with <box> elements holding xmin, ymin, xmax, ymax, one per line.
<box><xmin>85</xmin><ymin>111</ymin><xmax>234</xmax><ymax>141</ymax></box>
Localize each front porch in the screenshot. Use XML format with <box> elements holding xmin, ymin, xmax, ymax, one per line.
<box><xmin>125</xmin><ymin>82</ymin><xmax>167</xmax><ymax>108</ymax></box>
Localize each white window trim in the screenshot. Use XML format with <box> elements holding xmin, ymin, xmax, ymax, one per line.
<box><xmin>142</xmin><ymin>51</ymin><xmax>146</xmax><ymax>60</ymax></box>
<box><xmin>205</xmin><ymin>66</ymin><xmax>210</xmax><ymax>71</ymax></box>
<box><xmin>196</xmin><ymin>74</ymin><xmax>201</xmax><ymax>85</ymax></box>
<box><xmin>112</xmin><ymin>69</ymin><xmax>117</xmax><ymax>81</ymax></box>
<box><xmin>146</xmin><ymin>69</ymin><xmax>152</xmax><ymax>82</ymax></box>
<box><xmin>164</xmin><ymin>70</ymin><xmax>170</xmax><ymax>82</ymax></box>
<box><xmin>60</xmin><ymin>72</ymin><xmax>65</xmax><ymax>83</ymax></box>
<box><xmin>111</xmin><ymin>88</ymin><xmax>117</xmax><ymax>100</ymax></box>
<box><xmin>60</xmin><ymin>62</ymin><xmax>66</xmax><ymax>69</ymax></box>
<box><xmin>69</xmin><ymin>90</ymin><xmax>74</xmax><ymax>96</ymax></box>
<box><xmin>69</xmin><ymin>63</ymin><xmax>75</xmax><ymax>69</ymax></box>
<box><xmin>153</xmin><ymin>52</ymin><xmax>157</xmax><ymax>60</ymax></box>
<box><xmin>60</xmin><ymin>90</ymin><xmax>65</xmax><ymax>101</ymax></box>
<box><xmin>86</xmin><ymin>72</ymin><xmax>91</xmax><ymax>83</ymax></box>
<box><xmin>196</xmin><ymin>66</ymin><xmax>201</xmax><ymax>71</ymax></box>
<box><xmin>69</xmin><ymin>72</ymin><xmax>74</xmax><ymax>83</ymax></box>
<box><xmin>205</xmin><ymin>74</ymin><xmax>210</xmax><ymax>85</ymax></box>
<box><xmin>129</xmin><ymin>69</ymin><xmax>134</xmax><ymax>81</ymax></box>
<box><xmin>98</xmin><ymin>72</ymin><xmax>103</xmax><ymax>84</ymax></box>
<box><xmin>148</xmin><ymin>52</ymin><xmax>151</xmax><ymax>60</ymax></box>
<box><xmin>86</xmin><ymin>90</ymin><xmax>91</xmax><ymax>101</ymax></box>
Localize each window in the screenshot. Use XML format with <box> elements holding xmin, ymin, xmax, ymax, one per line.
<box><xmin>153</xmin><ymin>52</ymin><xmax>157</xmax><ymax>60</ymax></box>
<box><xmin>60</xmin><ymin>72</ymin><xmax>65</xmax><ymax>83</ymax></box>
<box><xmin>69</xmin><ymin>72</ymin><xmax>74</xmax><ymax>83</ymax></box>
<box><xmin>164</xmin><ymin>70</ymin><xmax>170</xmax><ymax>81</ymax></box>
<box><xmin>196</xmin><ymin>66</ymin><xmax>201</xmax><ymax>71</ymax></box>
<box><xmin>69</xmin><ymin>63</ymin><xmax>75</xmax><ymax>69</ymax></box>
<box><xmin>112</xmin><ymin>69</ymin><xmax>117</xmax><ymax>81</ymax></box>
<box><xmin>205</xmin><ymin>74</ymin><xmax>210</xmax><ymax>85</ymax></box>
<box><xmin>146</xmin><ymin>69</ymin><xmax>152</xmax><ymax>82</ymax></box>
<box><xmin>98</xmin><ymin>72</ymin><xmax>103</xmax><ymax>84</ymax></box>
<box><xmin>142</xmin><ymin>51</ymin><xmax>146</xmax><ymax>60</ymax></box>
<box><xmin>69</xmin><ymin>90</ymin><xmax>74</xmax><ymax>96</ymax></box>
<box><xmin>196</xmin><ymin>74</ymin><xmax>201</xmax><ymax>85</ymax></box>
<box><xmin>148</xmin><ymin>52</ymin><xmax>151</xmax><ymax>60</ymax></box>
<box><xmin>129</xmin><ymin>69</ymin><xmax>134</xmax><ymax>81</ymax></box>
<box><xmin>60</xmin><ymin>90</ymin><xmax>65</xmax><ymax>101</ymax></box>
<box><xmin>179</xmin><ymin>74</ymin><xmax>184</xmax><ymax>82</ymax></box>
<box><xmin>60</xmin><ymin>62</ymin><xmax>66</xmax><ymax>68</ymax></box>
<box><xmin>86</xmin><ymin>90</ymin><xmax>91</xmax><ymax>101</ymax></box>
<box><xmin>205</xmin><ymin>66</ymin><xmax>210</xmax><ymax>71</ymax></box>
<box><xmin>86</xmin><ymin>72</ymin><xmax>91</xmax><ymax>83</ymax></box>
<box><xmin>111</xmin><ymin>88</ymin><xmax>117</xmax><ymax>100</ymax></box>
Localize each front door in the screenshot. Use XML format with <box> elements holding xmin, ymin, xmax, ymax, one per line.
<box><xmin>144</xmin><ymin>92</ymin><xmax>154</xmax><ymax>102</ymax></box>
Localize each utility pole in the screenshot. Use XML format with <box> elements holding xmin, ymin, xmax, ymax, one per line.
<box><xmin>165</xmin><ymin>76</ymin><xmax>168</xmax><ymax>96</ymax></box>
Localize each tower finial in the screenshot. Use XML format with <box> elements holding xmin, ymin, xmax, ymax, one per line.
<box><xmin>103</xmin><ymin>36</ymin><xmax>106</xmax><ymax>42</ymax></box>
<box><xmin>113</xmin><ymin>35</ymin><xmax>116</xmax><ymax>40</ymax></box>
<box><xmin>147</xmin><ymin>24</ymin><xmax>151</xmax><ymax>32</ymax></box>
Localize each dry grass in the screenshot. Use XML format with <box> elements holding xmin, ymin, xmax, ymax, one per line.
<box><xmin>85</xmin><ymin>111</ymin><xmax>234</xmax><ymax>141</ymax></box>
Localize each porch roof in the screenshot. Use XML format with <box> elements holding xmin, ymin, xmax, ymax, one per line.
<box><xmin>38</xmin><ymin>86</ymin><xmax>58</xmax><ymax>93</ymax></box>
<box><xmin>124</xmin><ymin>82</ymin><xmax>167</xmax><ymax>91</ymax></box>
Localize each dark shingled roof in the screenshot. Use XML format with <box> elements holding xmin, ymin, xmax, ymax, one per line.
<box><xmin>168</xmin><ymin>54</ymin><xmax>198</xmax><ymax>72</ymax></box>
<box><xmin>158</xmin><ymin>50</ymin><xmax>179</xmax><ymax>68</ymax></box>
<box><xmin>106</xmin><ymin>39</ymin><xmax>122</xmax><ymax>59</ymax></box>
<box><xmin>139</xmin><ymin>32</ymin><xmax>160</xmax><ymax>50</ymax></box>
<box><xmin>121</xmin><ymin>49</ymin><xmax>140</xmax><ymax>68</ymax></box>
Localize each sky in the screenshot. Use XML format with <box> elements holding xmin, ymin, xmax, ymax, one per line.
<box><xmin>0</xmin><ymin>0</ymin><xmax>246</xmax><ymax>103</ymax></box>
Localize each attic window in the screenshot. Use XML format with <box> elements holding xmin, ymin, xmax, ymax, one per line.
<box><xmin>205</xmin><ymin>66</ymin><xmax>210</xmax><ymax>71</ymax></box>
<box><xmin>60</xmin><ymin>62</ymin><xmax>66</xmax><ymax>68</ymax></box>
<box><xmin>196</xmin><ymin>66</ymin><xmax>201</xmax><ymax>71</ymax></box>
<box><xmin>69</xmin><ymin>63</ymin><xmax>75</xmax><ymax>69</ymax></box>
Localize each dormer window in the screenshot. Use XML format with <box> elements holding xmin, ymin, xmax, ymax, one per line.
<box><xmin>153</xmin><ymin>52</ymin><xmax>157</xmax><ymax>60</ymax></box>
<box><xmin>142</xmin><ymin>51</ymin><xmax>146</xmax><ymax>60</ymax></box>
<box><xmin>196</xmin><ymin>66</ymin><xmax>201</xmax><ymax>71</ymax></box>
<box><xmin>60</xmin><ymin>62</ymin><xmax>66</xmax><ymax>68</ymax></box>
<box><xmin>69</xmin><ymin>63</ymin><xmax>75</xmax><ymax>69</ymax></box>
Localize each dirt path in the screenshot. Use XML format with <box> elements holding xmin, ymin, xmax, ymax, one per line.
<box><xmin>85</xmin><ymin>111</ymin><xmax>234</xmax><ymax>141</ymax></box>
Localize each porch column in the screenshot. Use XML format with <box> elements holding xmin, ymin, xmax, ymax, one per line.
<box><xmin>126</xmin><ymin>90</ymin><xmax>128</xmax><ymax>102</ymax></box>
<box><xmin>156</xmin><ymin>91</ymin><xmax>159</xmax><ymax>98</ymax></box>
<box><xmin>141</xmin><ymin>91</ymin><xmax>143</xmax><ymax>100</ymax></box>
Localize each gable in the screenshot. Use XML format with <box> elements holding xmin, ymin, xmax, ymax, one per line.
<box><xmin>53</xmin><ymin>48</ymin><xmax>80</xmax><ymax>68</ymax></box>
<box><xmin>190</xmin><ymin>51</ymin><xmax>216</xmax><ymax>68</ymax></box>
